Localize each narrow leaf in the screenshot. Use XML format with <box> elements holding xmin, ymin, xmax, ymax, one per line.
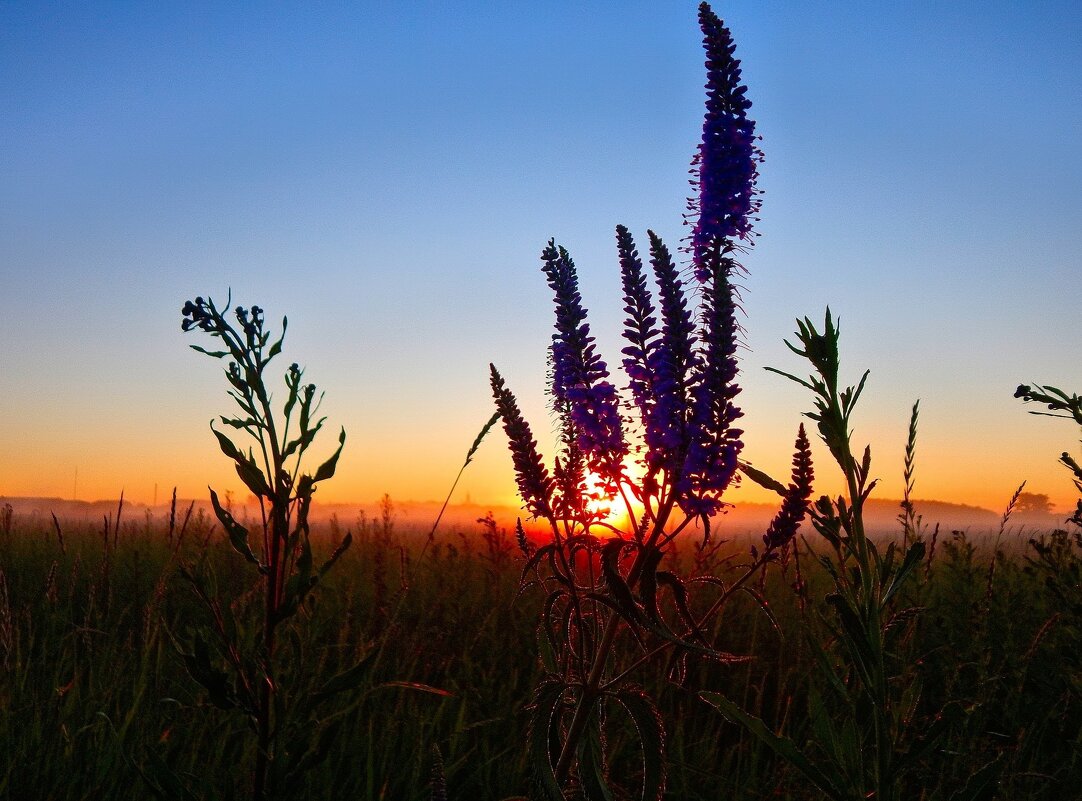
<box><xmin>700</xmin><ymin>691</ymin><xmax>847</xmax><ymax>801</ymax></box>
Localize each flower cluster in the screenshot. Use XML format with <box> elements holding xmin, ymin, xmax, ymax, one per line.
<box><xmin>543</xmin><ymin>242</ymin><xmax>627</xmax><ymax>486</ymax></box>
<box><xmin>689</xmin><ymin>2</ymin><xmax>761</xmax><ymax>281</ymax></box>
<box><xmin>181</xmin><ymin>297</ymin><xmax>216</xmax><ymax>333</ymax></box>
<box><xmin>493</xmin><ymin>2</ymin><xmax>762</xmax><ymax>526</ymax></box>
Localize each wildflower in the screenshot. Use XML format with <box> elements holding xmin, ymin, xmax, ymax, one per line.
<box><xmin>618</xmin><ymin>225</ymin><xmax>658</xmax><ymax>432</ymax></box>
<box><xmin>680</xmin><ymin>250</ymin><xmax>744</xmax><ymax>514</ymax></box>
<box><xmin>490</xmin><ymin>364</ymin><xmax>555</xmax><ymax>520</ymax></box>
<box><xmin>645</xmin><ymin>231</ymin><xmax>699</xmax><ymax>474</ymax></box>
<box><xmin>763</xmin><ymin>424</ymin><xmax>814</xmax><ymax>550</ymax></box>
<box><xmin>690</xmin><ymin>2</ymin><xmax>761</xmax><ymax>281</ymax></box>
<box><xmin>542</xmin><ymin>241</ymin><xmax>627</xmax><ymax>485</ymax></box>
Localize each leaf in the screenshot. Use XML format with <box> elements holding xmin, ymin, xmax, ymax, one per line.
<box><xmin>614</xmin><ymin>688</ymin><xmax>666</xmax><ymax>801</ymax></box>
<box><xmin>578</xmin><ymin>719</ymin><xmax>615</xmax><ymax>801</ymax></box>
<box><xmin>267</xmin><ymin>317</ymin><xmax>287</xmax><ymax>361</ymax></box>
<box><xmin>234</xmin><ymin>454</ymin><xmax>270</xmax><ymax>498</ymax></box>
<box><xmin>179</xmin><ymin>634</ymin><xmax>236</xmax><ymax>711</ymax></box>
<box><xmin>700</xmin><ymin>691</ymin><xmax>848</xmax><ymax>801</ymax></box>
<box><xmin>189</xmin><ymin>344</ymin><xmax>230</xmax><ymax>359</ymax></box>
<box><xmin>739</xmin><ymin>461</ymin><xmax>789</xmax><ymax>497</ymax></box>
<box><xmin>281</xmin><ymin>426</ymin><xmax>320</xmax><ymax>460</ymax></box>
<box><xmin>656</xmin><ymin>571</ymin><xmax>705</xmax><ymax>641</ymax></box>
<box><xmin>882</xmin><ymin>541</ymin><xmax>926</xmax><ymax>607</ymax></box>
<box><xmin>528</xmin><ymin>681</ymin><xmax>569</xmax><ymax>801</ymax></box>
<box><xmin>764</xmin><ymin>365</ymin><xmax>816</xmax><ymax>392</ymax></box>
<box><xmin>209</xmin><ymin>488</ymin><xmax>261</xmax><ymax>567</ymax></box>
<box><xmin>310</xmin><ymin>649</ymin><xmax>377</xmax><ymax>703</ymax></box>
<box><xmin>211</xmin><ymin>425</ymin><xmax>244</xmax><ymax>463</ymax></box>
<box><xmin>312</xmin><ymin>428</ymin><xmax>346</xmax><ymax>483</ymax></box>
<box><xmin>601</xmin><ymin>539</ymin><xmax>643</xmax><ymax>629</ymax></box>
<box><xmin>825</xmin><ymin>593</ymin><xmax>878</xmax><ymax>696</ymax></box>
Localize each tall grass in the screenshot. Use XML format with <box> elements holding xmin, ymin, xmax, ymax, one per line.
<box><xmin>0</xmin><ymin>510</ymin><xmax>1078</xmax><ymax>799</ymax></box>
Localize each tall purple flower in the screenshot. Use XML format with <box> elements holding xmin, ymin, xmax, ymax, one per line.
<box><xmin>646</xmin><ymin>231</ymin><xmax>700</xmax><ymax>475</ymax></box>
<box><xmin>542</xmin><ymin>241</ymin><xmax>627</xmax><ymax>485</ymax></box>
<box><xmin>618</xmin><ymin>226</ymin><xmax>664</xmax><ymax>466</ymax></box>
<box><xmin>690</xmin><ymin>2</ymin><xmax>761</xmax><ymax>281</ymax></box>
<box><xmin>679</xmin><ymin>250</ymin><xmax>744</xmax><ymax>515</ymax></box>
<box><xmin>490</xmin><ymin>364</ymin><xmax>555</xmax><ymax>521</ymax></box>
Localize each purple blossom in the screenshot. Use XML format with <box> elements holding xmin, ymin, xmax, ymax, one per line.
<box><xmin>678</xmin><ymin>250</ymin><xmax>744</xmax><ymax>515</ymax></box>
<box><xmin>542</xmin><ymin>241</ymin><xmax>627</xmax><ymax>484</ymax></box>
<box><xmin>618</xmin><ymin>225</ymin><xmax>658</xmax><ymax>425</ymax></box>
<box><xmin>490</xmin><ymin>364</ymin><xmax>555</xmax><ymax>521</ymax></box>
<box><xmin>763</xmin><ymin>424</ymin><xmax>815</xmax><ymax>550</ymax></box>
<box><xmin>690</xmin><ymin>2</ymin><xmax>761</xmax><ymax>281</ymax></box>
<box><xmin>646</xmin><ymin>232</ymin><xmax>699</xmax><ymax>474</ymax></box>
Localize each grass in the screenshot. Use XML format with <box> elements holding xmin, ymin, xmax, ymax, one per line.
<box><xmin>0</xmin><ymin>507</ymin><xmax>1078</xmax><ymax>800</ymax></box>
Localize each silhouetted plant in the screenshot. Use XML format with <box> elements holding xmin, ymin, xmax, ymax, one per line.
<box><xmin>490</xmin><ymin>5</ymin><xmax>815</xmax><ymax>799</ymax></box>
<box><xmin>702</xmin><ymin>311</ymin><xmax>1000</xmax><ymax>801</ymax></box>
<box><xmin>174</xmin><ymin>295</ymin><xmax>356</xmax><ymax>800</ymax></box>
<box><xmin>1016</xmin><ymin>383</ymin><xmax>1082</xmax><ymax>528</ymax></box>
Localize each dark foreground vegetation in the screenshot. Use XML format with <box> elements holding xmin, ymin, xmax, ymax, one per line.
<box><xmin>0</xmin><ymin>507</ymin><xmax>1079</xmax><ymax>800</ymax></box>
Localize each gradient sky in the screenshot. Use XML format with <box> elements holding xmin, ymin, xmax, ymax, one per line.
<box><xmin>2</xmin><ymin>1</ymin><xmax>1080</xmax><ymax>515</ymax></box>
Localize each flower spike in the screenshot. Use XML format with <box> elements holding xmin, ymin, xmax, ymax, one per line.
<box><xmin>490</xmin><ymin>364</ymin><xmax>555</xmax><ymax>520</ymax></box>
<box><xmin>763</xmin><ymin>424</ymin><xmax>815</xmax><ymax>550</ymax></box>
<box><xmin>690</xmin><ymin>2</ymin><xmax>761</xmax><ymax>281</ymax></box>
<box><xmin>542</xmin><ymin>241</ymin><xmax>627</xmax><ymax>486</ymax></box>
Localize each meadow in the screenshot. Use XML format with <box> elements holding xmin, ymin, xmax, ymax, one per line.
<box><xmin>0</xmin><ymin>502</ymin><xmax>1079</xmax><ymax>800</ymax></box>
<box><xmin>3</xmin><ymin>4</ymin><xmax>1080</xmax><ymax>800</ymax></box>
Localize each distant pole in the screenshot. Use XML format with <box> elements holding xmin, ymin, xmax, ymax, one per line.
<box><xmin>154</xmin><ymin>483</ymin><xmax>158</xmax><ymax>507</ymax></box>
<box><xmin>73</xmin><ymin>467</ymin><xmax>78</xmax><ymax>501</ymax></box>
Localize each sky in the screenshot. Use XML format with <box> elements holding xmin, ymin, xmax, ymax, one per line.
<box><xmin>1</xmin><ymin>1</ymin><xmax>1080</xmax><ymax>515</ymax></box>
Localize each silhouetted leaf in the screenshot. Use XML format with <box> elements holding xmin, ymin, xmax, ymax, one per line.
<box><xmin>614</xmin><ymin>688</ymin><xmax>666</xmax><ymax>801</ymax></box>
<box><xmin>700</xmin><ymin>691</ymin><xmax>847</xmax><ymax>801</ymax></box>
<box><xmin>739</xmin><ymin>461</ymin><xmax>788</xmax><ymax>496</ymax></box>
<box><xmin>189</xmin><ymin>344</ymin><xmax>230</xmax><ymax>359</ymax></box>
<box><xmin>312</xmin><ymin>428</ymin><xmax>346</xmax><ymax>483</ymax></box>
<box><xmin>528</xmin><ymin>681</ymin><xmax>568</xmax><ymax>801</ymax></box>
<box><xmin>209</xmin><ymin>488</ymin><xmax>261</xmax><ymax>567</ymax></box>
<box><xmin>578</xmin><ymin>720</ymin><xmax>614</xmax><ymax>801</ymax></box>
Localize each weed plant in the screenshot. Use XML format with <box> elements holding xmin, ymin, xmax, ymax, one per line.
<box><xmin>174</xmin><ymin>296</ymin><xmax>352</xmax><ymax>799</ymax></box>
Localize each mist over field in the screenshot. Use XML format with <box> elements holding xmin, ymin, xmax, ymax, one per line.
<box><xmin>2</xmin><ymin>491</ymin><xmax>1035</xmax><ymax>536</ymax></box>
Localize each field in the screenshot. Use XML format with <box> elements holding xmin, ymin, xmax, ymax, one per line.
<box><xmin>3</xmin><ymin>4</ymin><xmax>1080</xmax><ymax>800</ymax></box>
<box><xmin>1</xmin><ymin>502</ymin><xmax>1079</xmax><ymax>800</ymax></box>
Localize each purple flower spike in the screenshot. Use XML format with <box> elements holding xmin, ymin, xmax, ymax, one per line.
<box><xmin>680</xmin><ymin>249</ymin><xmax>744</xmax><ymax>514</ymax></box>
<box><xmin>618</xmin><ymin>226</ymin><xmax>661</xmax><ymax>453</ymax></box>
<box><xmin>541</xmin><ymin>242</ymin><xmax>627</xmax><ymax>484</ymax></box>
<box><xmin>646</xmin><ymin>231</ymin><xmax>699</xmax><ymax>473</ymax></box>
<box><xmin>690</xmin><ymin>2</ymin><xmax>761</xmax><ymax>281</ymax></box>
<box><xmin>490</xmin><ymin>364</ymin><xmax>555</xmax><ymax>521</ymax></box>
<box><xmin>763</xmin><ymin>424</ymin><xmax>815</xmax><ymax>550</ymax></box>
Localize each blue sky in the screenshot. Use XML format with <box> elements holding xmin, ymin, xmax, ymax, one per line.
<box><xmin>2</xmin><ymin>1</ymin><xmax>1080</xmax><ymax>511</ymax></box>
